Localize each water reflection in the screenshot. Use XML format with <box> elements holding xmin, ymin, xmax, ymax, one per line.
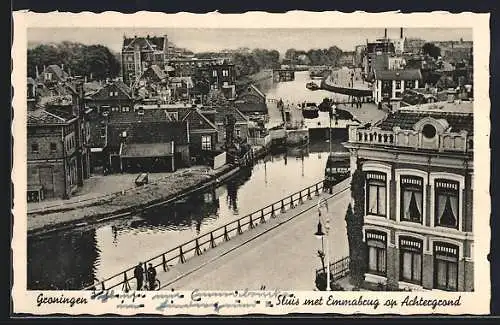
<box><xmin>28</xmin><ymin>142</ymin><xmax>337</xmax><ymax>290</ymax></box>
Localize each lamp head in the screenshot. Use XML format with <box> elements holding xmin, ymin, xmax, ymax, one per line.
<box><xmin>315</xmin><ymin>220</ymin><xmax>325</xmax><ymax>238</ymax></box>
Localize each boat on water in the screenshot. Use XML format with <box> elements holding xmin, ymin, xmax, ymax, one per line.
<box><xmin>324</xmin><ymin>151</ymin><xmax>351</xmax><ymax>188</ymax></box>
<box><xmin>301</xmin><ymin>102</ymin><xmax>319</xmax><ymax>119</ymax></box>
<box><xmin>306</xmin><ymin>81</ymin><xmax>320</xmax><ymax>91</ymax></box>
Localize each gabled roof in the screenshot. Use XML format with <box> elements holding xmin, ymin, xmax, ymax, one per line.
<box><xmin>374</xmin><ymin>69</ymin><xmax>422</xmax><ymax>81</ymax></box>
<box><xmin>210</xmin><ymin>106</ymin><xmax>249</xmax><ymax>125</ymax></box>
<box><xmin>150</xmin><ymin>65</ymin><xmax>167</xmax><ymax>80</ymax></box>
<box><xmin>181</xmin><ymin>108</ymin><xmax>218</xmax><ymax>131</ymax></box>
<box><xmin>249</xmin><ymin>84</ymin><xmax>266</xmax><ymax>99</ymax></box>
<box><xmin>27</xmin><ymin>108</ymin><xmax>75</xmax><ymax>126</ymax></box>
<box><xmin>122</xmin><ymin>36</ymin><xmax>167</xmax><ymax>52</ymax></box>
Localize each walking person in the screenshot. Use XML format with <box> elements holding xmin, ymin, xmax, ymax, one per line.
<box><xmin>134</xmin><ymin>262</ymin><xmax>144</xmax><ymax>290</ymax></box>
<box><xmin>147</xmin><ymin>263</ymin><xmax>157</xmax><ymax>290</ymax></box>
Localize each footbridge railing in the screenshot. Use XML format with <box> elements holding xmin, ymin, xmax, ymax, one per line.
<box><xmin>82</xmin><ymin>179</ymin><xmax>334</xmax><ymax>292</ymax></box>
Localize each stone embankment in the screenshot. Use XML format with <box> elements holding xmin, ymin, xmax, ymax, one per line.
<box><xmin>28</xmin><ymin>146</ymin><xmax>268</xmax><ymax>238</ymax></box>
<box><xmin>28</xmin><ymin>165</ymin><xmax>238</xmax><ymax>237</ymax></box>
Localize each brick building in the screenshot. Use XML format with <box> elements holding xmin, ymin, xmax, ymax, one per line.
<box><xmin>87</xmin><ymin>80</ymin><xmax>133</xmax><ymax>114</ymax></box>
<box><xmin>344</xmin><ymin>100</ymin><xmax>474</xmax><ymax>291</ymax></box>
<box><xmin>121</xmin><ymin>35</ymin><xmax>169</xmax><ymax>86</ymax></box>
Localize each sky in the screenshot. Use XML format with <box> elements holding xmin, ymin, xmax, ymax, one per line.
<box><xmin>27</xmin><ymin>27</ymin><xmax>472</xmax><ymax>55</ymax></box>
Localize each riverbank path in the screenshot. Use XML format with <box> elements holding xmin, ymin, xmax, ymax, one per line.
<box><xmin>154</xmin><ymin>179</ymin><xmax>352</xmax><ymax>291</ymax></box>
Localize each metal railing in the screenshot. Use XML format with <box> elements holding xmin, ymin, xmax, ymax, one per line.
<box><xmin>83</xmin><ymin>179</ymin><xmax>329</xmax><ymax>291</ymax></box>
<box><xmin>315</xmin><ymin>256</ymin><xmax>350</xmax><ymax>281</ymax></box>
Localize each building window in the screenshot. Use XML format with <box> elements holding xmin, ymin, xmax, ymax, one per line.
<box><xmin>434</xmin><ymin>179</ymin><xmax>460</xmax><ymax>229</ymax></box>
<box><xmin>235</xmin><ymin>129</ymin><xmax>241</xmax><ymax>138</ymax></box>
<box><xmin>400</xmin><ymin>176</ymin><xmax>423</xmax><ymax>223</ymax></box>
<box><xmin>366</xmin><ymin>171</ymin><xmax>387</xmax><ymax>217</ymax></box>
<box><xmin>50</xmin><ymin>142</ymin><xmax>57</xmax><ymax>153</ymax></box>
<box><xmin>100</xmin><ymin>126</ymin><xmax>106</xmax><ymax>138</ymax></box>
<box><xmin>31</xmin><ymin>143</ymin><xmax>39</xmax><ymax>154</ymax></box>
<box><xmin>112</xmin><ymin>106</ymin><xmax>120</xmax><ymax>112</ymax></box>
<box><xmin>122</xmin><ymin>106</ymin><xmax>130</xmax><ymax>112</ymax></box>
<box><xmin>433</xmin><ymin>242</ymin><xmax>459</xmax><ymax>291</ymax></box>
<box><xmin>212</xmin><ymin>70</ymin><xmax>218</xmax><ymax>77</ymax></box>
<box><xmin>109</xmin><ymin>91</ymin><xmax>114</xmax><ymax>97</ymax></box>
<box><xmin>405</xmin><ymin>80</ymin><xmax>415</xmax><ymax>89</ymax></box>
<box><xmin>395</xmin><ymin>80</ymin><xmax>402</xmax><ymax>89</ymax></box>
<box><xmin>222</xmin><ymin>69</ymin><xmax>229</xmax><ymax>77</ymax></box>
<box><xmin>201</xmin><ymin>135</ymin><xmax>212</xmax><ymax>150</ymax></box>
<box><xmin>399</xmin><ymin>237</ymin><xmax>423</xmax><ymax>285</ymax></box>
<box><xmin>366</xmin><ymin>230</ymin><xmax>387</xmax><ymax>276</ymax></box>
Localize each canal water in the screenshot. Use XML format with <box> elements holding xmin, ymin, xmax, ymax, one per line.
<box><xmin>28</xmin><ymin>141</ymin><xmax>349</xmax><ymax>290</ymax></box>
<box><xmin>265</xmin><ymin>70</ymin><xmax>353</xmax><ymax>105</ymax></box>
<box><xmin>28</xmin><ymin>71</ymin><xmax>352</xmax><ymax>290</ymax></box>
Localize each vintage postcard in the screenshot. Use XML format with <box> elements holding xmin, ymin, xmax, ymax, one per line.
<box><xmin>12</xmin><ymin>11</ymin><xmax>490</xmax><ymax>316</ymax></box>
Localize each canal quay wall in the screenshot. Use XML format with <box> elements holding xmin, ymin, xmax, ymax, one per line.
<box><xmin>27</xmin><ymin>146</ymin><xmax>269</xmax><ymax>238</ymax></box>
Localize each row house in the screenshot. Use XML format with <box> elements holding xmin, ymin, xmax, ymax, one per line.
<box><xmin>200</xmin><ymin>105</ymin><xmax>250</xmax><ymax>149</ymax></box>
<box><xmin>344</xmin><ymin>100</ymin><xmax>474</xmax><ymax>292</ymax></box>
<box><xmin>86</xmin><ymin>80</ymin><xmax>134</xmax><ymax>114</ymax></box>
<box><xmin>234</xmin><ymin>84</ymin><xmax>268</xmax><ymax>118</ymax></box>
<box><xmin>372</xmin><ymin>69</ymin><xmax>422</xmax><ymax>106</ymax></box>
<box><xmin>198</xmin><ymin>62</ymin><xmax>236</xmax><ymax>99</ymax></box>
<box><xmin>169</xmin><ymin>58</ymin><xmax>221</xmax><ymax>77</ymax></box>
<box><xmin>121</xmin><ymin>35</ymin><xmax>169</xmax><ymax>86</ymax></box>
<box><xmin>27</xmin><ymin>99</ymin><xmax>91</xmax><ymax>201</ymax></box>
<box><xmin>92</xmin><ymin>108</ymin><xmax>191</xmax><ymax>173</ymax></box>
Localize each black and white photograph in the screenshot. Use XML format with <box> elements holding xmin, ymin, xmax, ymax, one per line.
<box><xmin>12</xmin><ymin>11</ymin><xmax>490</xmax><ymax>315</ymax></box>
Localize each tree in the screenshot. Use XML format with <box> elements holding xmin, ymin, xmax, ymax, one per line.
<box><xmin>27</xmin><ymin>42</ymin><xmax>120</xmax><ymax>80</ymax></box>
<box><xmin>346</xmin><ymin>166</ymin><xmax>367</xmax><ymax>288</ymax></box>
<box><xmin>422</xmin><ymin>43</ymin><xmax>441</xmax><ymax>59</ymax></box>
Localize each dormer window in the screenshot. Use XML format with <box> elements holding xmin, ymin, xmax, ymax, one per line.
<box><xmin>422</xmin><ymin>124</ymin><xmax>437</xmax><ymax>139</ymax></box>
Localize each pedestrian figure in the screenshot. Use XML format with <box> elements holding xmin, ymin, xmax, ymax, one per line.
<box><xmin>147</xmin><ymin>263</ymin><xmax>157</xmax><ymax>290</ymax></box>
<box><xmin>134</xmin><ymin>262</ymin><xmax>144</xmax><ymax>290</ymax></box>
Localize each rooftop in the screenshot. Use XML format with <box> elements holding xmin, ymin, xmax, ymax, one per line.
<box><xmin>122</xmin><ymin>35</ymin><xmax>167</xmax><ymax>52</ymax></box>
<box><xmin>374</xmin><ymin>69</ymin><xmax>422</xmax><ymax>81</ymax></box>
<box><xmin>375</xmin><ymin>101</ymin><xmax>473</xmax><ymax>134</ymax></box>
<box><xmin>28</xmin><ymin>108</ymin><xmax>76</xmax><ymax>126</ymax></box>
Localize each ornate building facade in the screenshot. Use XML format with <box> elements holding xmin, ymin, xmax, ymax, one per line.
<box><xmin>344</xmin><ymin>100</ymin><xmax>474</xmax><ymax>291</ymax></box>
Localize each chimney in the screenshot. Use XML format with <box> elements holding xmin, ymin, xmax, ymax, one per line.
<box><xmin>384</xmin><ymin>28</ymin><xmax>387</xmax><ymax>39</ymax></box>
<box><xmin>400</xmin><ymin>28</ymin><xmax>403</xmax><ymax>39</ymax></box>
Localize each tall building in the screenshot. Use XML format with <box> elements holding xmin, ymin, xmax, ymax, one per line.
<box><xmin>121</xmin><ymin>35</ymin><xmax>169</xmax><ymax>86</ymax></box>
<box><xmin>27</xmin><ymin>81</ymin><xmax>91</xmax><ymax>201</ymax></box>
<box><xmin>344</xmin><ymin>99</ymin><xmax>474</xmax><ymax>291</ymax></box>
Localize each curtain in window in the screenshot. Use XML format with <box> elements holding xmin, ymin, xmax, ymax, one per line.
<box><xmin>448</xmin><ymin>262</ymin><xmax>458</xmax><ymax>290</ymax></box>
<box><xmin>378</xmin><ymin>248</ymin><xmax>386</xmax><ymax>273</ymax></box>
<box><xmin>378</xmin><ymin>187</ymin><xmax>386</xmax><ymax>215</ymax></box>
<box><xmin>368</xmin><ymin>246</ymin><xmax>377</xmax><ymax>272</ymax></box>
<box><xmin>437</xmin><ymin>194</ymin><xmax>458</xmax><ymax>227</ymax></box>
<box><xmin>412</xmin><ymin>253</ymin><xmax>422</xmax><ymax>281</ymax></box>
<box><xmin>402</xmin><ymin>251</ymin><xmax>412</xmax><ymax>280</ymax></box>
<box><xmin>404</xmin><ymin>191</ymin><xmax>422</xmax><ymax>221</ymax></box>
<box><xmin>368</xmin><ymin>185</ymin><xmax>378</xmax><ymax>214</ymax></box>
<box><xmin>436</xmin><ymin>259</ymin><xmax>447</xmax><ymax>288</ymax></box>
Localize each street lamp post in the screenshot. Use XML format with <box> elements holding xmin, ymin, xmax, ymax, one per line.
<box><xmin>315</xmin><ymin>197</ymin><xmax>331</xmax><ymax>291</ymax></box>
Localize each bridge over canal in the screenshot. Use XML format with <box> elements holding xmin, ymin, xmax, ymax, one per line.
<box><xmin>86</xmin><ymin>178</ymin><xmax>352</xmax><ymax>292</ymax></box>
